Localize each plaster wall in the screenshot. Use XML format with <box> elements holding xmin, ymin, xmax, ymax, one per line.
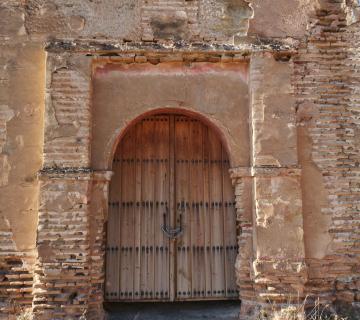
<box><xmin>0</xmin><ymin>0</ymin><xmax>359</xmax><ymax>318</ymax></box>
<box><xmin>91</xmin><ymin>62</ymin><xmax>250</xmax><ymax>170</ymax></box>
<box><xmin>0</xmin><ymin>41</ymin><xmax>45</xmax><ymax>313</ymax></box>
<box><xmin>248</xmin><ymin>0</ymin><xmax>320</xmax><ymax>39</ymax></box>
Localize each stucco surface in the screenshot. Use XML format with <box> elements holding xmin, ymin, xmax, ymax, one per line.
<box><xmin>0</xmin><ymin>0</ymin><xmax>359</xmax><ymax>318</ymax></box>
<box><xmin>248</xmin><ymin>0</ymin><xmax>319</xmax><ymax>38</ymax></box>
<box><xmin>25</xmin><ymin>0</ymin><xmax>142</xmax><ymax>40</ymax></box>
<box><xmin>92</xmin><ymin>62</ymin><xmax>250</xmax><ymax>170</ymax></box>
<box><xmin>0</xmin><ymin>43</ymin><xmax>44</xmax><ymax>253</ymax></box>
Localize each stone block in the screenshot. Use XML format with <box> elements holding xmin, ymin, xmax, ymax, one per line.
<box><xmin>150</xmin><ymin>11</ymin><xmax>189</xmax><ymax>41</ymax></box>
<box><xmin>254</xmin><ymin>175</ymin><xmax>305</xmax><ymax>260</ymax></box>
<box><xmin>248</xmin><ymin>0</ymin><xmax>319</xmax><ymax>38</ymax></box>
<box><xmin>199</xmin><ymin>0</ymin><xmax>253</xmax><ymax>41</ymax></box>
<box><xmin>336</xmin><ymin>291</ymin><xmax>355</xmax><ymax>303</ymax></box>
<box><xmin>0</xmin><ymin>6</ymin><xmax>25</xmax><ymax>37</ymax></box>
<box><xmin>250</xmin><ymin>53</ymin><xmax>298</xmax><ymax>167</ymax></box>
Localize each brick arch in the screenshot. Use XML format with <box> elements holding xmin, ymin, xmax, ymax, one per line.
<box><xmin>91</xmin><ymin>61</ymin><xmax>250</xmax><ymax>172</ymax></box>
<box><xmin>106</xmin><ymin>107</ymin><xmax>234</xmax><ymax>170</ymax></box>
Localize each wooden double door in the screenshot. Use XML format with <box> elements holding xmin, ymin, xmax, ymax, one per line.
<box><xmin>105</xmin><ymin>114</ymin><xmax>238</xmax><ymax>302</ymax></box>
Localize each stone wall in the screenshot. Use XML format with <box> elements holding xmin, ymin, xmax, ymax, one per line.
<box><xmin>0</xmin><ymin>0</ymin><xmax>359</xmax><ymax>319</ymax></box>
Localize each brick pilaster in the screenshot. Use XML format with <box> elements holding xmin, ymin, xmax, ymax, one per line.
<box><xmin>86</xmin><ymin>171</ymin><xmax>112</xmax><ymax>320</ymax></box>
<box><xmin>33</xmin><ymin>52</ymin><xmax>94</xmax><ymax>319</ymax></box>
<box><xmin>229</xmin><ymin>167</ymin><xmax>256</xmax><ymax>318</ymax></box>
<box><xmin>247</xmin><ymin>52</ymin><xmax>307</xmax><ymax>317</ymax></box>
<box><xmin>33</xmin><ymin>171</ymin><xmax>93</xmax><ymax>319</ymax></box>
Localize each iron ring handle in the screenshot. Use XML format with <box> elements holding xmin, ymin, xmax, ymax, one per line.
<box><xmin>161</xmin><ymin>206</ymin><xmax>184</xmax><ymax>239</ymax></box>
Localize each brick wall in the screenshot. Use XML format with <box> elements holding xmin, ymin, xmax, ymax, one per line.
<box><xmin>0</xmin><ymin>0</ymin><xmax>359</xmax><ymax>319</ymax></box>
<box><xmin>0</xmin><ymin>218</ymin><xmax>33</xmax><ymax>315</ymax></box>
<box><xmin>44</xmin><ymin>65</ymin><xmax>91</xmax><ymax>168</ymax></box>
<box><xmin>294</xmin><ymin>0</ymin><xmax>360</xmax><ymax>308</ymax></box>
<box><xmin>33</xmin><ymin>173</ymin><xmax>92</xmax><ymax>319</ymax></box>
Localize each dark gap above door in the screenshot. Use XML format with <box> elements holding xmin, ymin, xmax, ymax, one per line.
<box><xmin>105</xmin><ymin>301</ymin><xmax>240</xmax><ymax>320</ymax></box>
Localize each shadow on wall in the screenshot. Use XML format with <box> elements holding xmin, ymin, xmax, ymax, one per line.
<box><xmin>104</xmin><ymin>301</ymin><xmax>241</xmax><ymax>320</ymax></box>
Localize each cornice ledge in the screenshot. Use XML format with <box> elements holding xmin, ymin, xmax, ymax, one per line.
<box><xmin>44</xmin><ymin>38</ymin><xmax>298</xmax><ymax>55</ymax></box>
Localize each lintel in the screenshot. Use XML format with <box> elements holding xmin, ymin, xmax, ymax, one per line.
<box><xmin>44</xmin><ymin>38</ymin><xmax>297</xmax><ymax>56</ymax></box>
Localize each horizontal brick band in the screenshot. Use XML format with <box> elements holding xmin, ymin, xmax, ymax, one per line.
<box><xmin>38</xmin><ymin>168</ymin><xmax>113</xmax><ymax>181</ymax></box>
<box><xmin>230</xmin><ymin>166</ymin><xmax>301</xmax><ymax>179</ymax></box>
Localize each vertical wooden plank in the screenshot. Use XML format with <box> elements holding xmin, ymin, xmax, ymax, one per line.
<box><xmin>166</xmin><ymin>115</ymin><xmax>171</xmax><ymax>300</ymax></box>
<box><xmin>174</xmin><ymin>115</ymin><xmax>191</xmax><ymax>300</ymax></box>
<box><xmin>155</xmin><ymin>115</ymin><xmax>171</xmax><ymax>300</ymax></box>
<box><xmin>115</xmin><ymin>146</ymin><xmax>122</xmax><ymax>300</ymax></box>
<box><xmin>119</xmin><ymin>128</ymin><xmax>135</xmax><ymax>299</ymax></box>
<box><xmin>209</xmin><ymin>128</ymin><xmax>217</xmax><ymax>299</ymax></box>
<box><xmin>203</xmin><ymin>125</ymin><xmax>212</xmax><ymax>299</ymax></box>
<box><xmin>146</xmin><ymin>117</ymin><xmax>155</xmax><ymax>300</ymax></box>
<box><xmin>222</xmin><ymin>147</ymin><xmax>237</xmax><ymax>298</ymax></box>
<box><xmin>169</xmin><ymin>115</ymin><xmax>176</xmax><ymax>301</ymax></box>
<box><xmin>188</xmin><ymin>119</ymin><xmax>204</xmax><ymax>299</ymax></box>
<box><xmin>119</xmin><ymin>141</ymin><xmax>127</xmax><ymax>299</ymax></box>
<box><xmin>154</xmin><ymin>117</ymin><xmax>159</xmax><ymax>300</ymax></box>
<box><xmin>129</xmin><ymin>128</ymin><xmax>137</xmax><ymax>300</ymax></box>
<box><xmin>197</xmin><ymin>120</ymin><xmax>206</xmax><ymax>299</ymax></box>
<box><xmin>134</xmin><ymin>122</ymin><xmax>142</xmax><ymax>300</ymax></box>
<box><xmin>140</xmin><ymin>118</ymin><xmax>150</xmax><ymax>299</ymax></box>
<box><xmin>186</xmin><ymin>118</ymin><xmax>193</xmax><ymax>300</ymax></box>
<box><xmin>208</xmin><ymin>128</ymin><xmax>225</xmax><ymax>299</ymax></box>
<box><xmin>149</xmin><ymin>118</ymin><xmax>156</xmax><ymax>300</ymax></box>
<box><xmin>221</xmin><ymin>145</ymin><xmax>228</xmax><ymax>298</ymax></box>
<box><xmin>153</xmin><ymin>118</ymin><xmax>159</xmax><ymax>300</ymax></box>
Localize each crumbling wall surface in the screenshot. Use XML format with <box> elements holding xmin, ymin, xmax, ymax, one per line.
<box><xmin>23</xmin><ymin>0</ymin><xmax>326</xmax><ymax>44</ymax></box>
<box><xmin>43</xmin><ymin>54</ymin><xmax>91</xmax><ymax>168</ymax></box>
<box><xmin>24</xmin><ymin>0</ymin><xmax>142</xmax><ymax>41</ymax></box>
<box><xmin>241</xmin><ymin>52</ymin><xmax>307</xmax><ymax>319</ymax></box>
<box><xmin>248</xmin><ymin>0</ymin><xmax>320</xmax><ymax>39</ymax></box>
<box><xmin>22</xmin><ymin>0</ymin><xmax>322</xmax><ymax>44</ymax></box>
<box><xmin>0</xmin><ymin>0</ymin><xmax>45</xmax><ymax>314</ymax></box>
<box><xmin>0</xmin><ymin>0</ymin><xmax>359</xmax><ymax>319</ymax></box>
<box><xmin>295</xmin><ymin>0</ymin><xmax>360</xmax><ymax>310</ymax></box>
<box><xmin>31</xmin><ymin>53</ymin><xmax>94</xmax><ymax>319</ymax></box>
<box><xmin>24</xmin><ymin>0</ymin><xmax>253</xmax><ymax>43</ymax></box>
<box><xmin>34</xmin><ymin>172</ymin><xmax>93</xmax><ymax>319</ymax></box>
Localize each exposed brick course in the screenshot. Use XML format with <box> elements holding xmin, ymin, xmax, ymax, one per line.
<box><xmin>0</xmin><ymin>220</ymin><xmax>33</xmax><ymax>315</ymax></box>
<box><xmin>44</xmin><ymin>63</ymin><xmax>91</xmax><ymax>168</ymax></box>
<box><xmin>0</xmin><ymin>0</ymin><xmax>359</xmax><ymax>319</ymax></box>
<box><xmin>294</xmin><ymin>0</ymin><xmax>360</xmax><ymax>309</ymax></box>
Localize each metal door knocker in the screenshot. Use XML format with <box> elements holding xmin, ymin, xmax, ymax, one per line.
<box><xmin>161</xmin><ymin>205</ymin><xmax>183</xmax><ymax>239</ymax></box>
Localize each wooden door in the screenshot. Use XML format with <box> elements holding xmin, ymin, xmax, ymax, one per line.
<box><xmin>105</xmin><ymin>114</ymin><xmax>238</xmax><ymax>302</ymax></box>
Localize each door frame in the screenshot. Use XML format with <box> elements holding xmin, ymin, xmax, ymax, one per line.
<box><xmin>104</xmin><ymin>111</ymin><xmax>242</xmax><ymax>303</ymax></box>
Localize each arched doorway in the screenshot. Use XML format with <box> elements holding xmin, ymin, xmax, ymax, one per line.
<box><xmin>105</xmin><ymin>113</ymin><xmax>238</xmax><ymax>303</ymax></box>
